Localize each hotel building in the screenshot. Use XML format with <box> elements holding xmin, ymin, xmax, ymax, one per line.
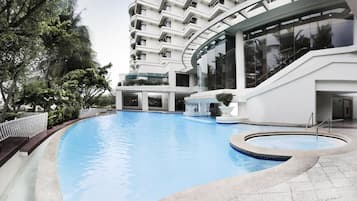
<box><xmin>116</xmin><ymin>0</ymin><xmax>357</xmax><ymax>125</ymax></box>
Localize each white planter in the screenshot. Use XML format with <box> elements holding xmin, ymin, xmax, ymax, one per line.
<box><xmin>219</xmin><ymin>106</ymin><xmax>233</xmax><ymax>117</ymax></box>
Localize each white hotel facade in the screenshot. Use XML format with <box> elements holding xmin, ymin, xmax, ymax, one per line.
<box><xmin>116</xmin><ymin>0</ymin><xmax>357</xmax><ymax>125</ymax></box>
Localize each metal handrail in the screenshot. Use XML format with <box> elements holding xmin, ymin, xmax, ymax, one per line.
<box><xmin>315</xmin><ymin>119</ymin><xmax>331</xmax><ymax>140</ymax></box>
<box><xmin>305</xmin><ymin>112</ymin><xmax>314</xmax><ymax>129</ymax></box>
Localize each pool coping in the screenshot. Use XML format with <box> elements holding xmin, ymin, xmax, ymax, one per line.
<box><xmin>35</xmin><ymin>125</ymin><xmax>70</xmax><ymax>201</ymax></box>
<box><xmin>230</xmin><ymin>131</ymin><xmax>355</xmax><ymax>161</ymax></box>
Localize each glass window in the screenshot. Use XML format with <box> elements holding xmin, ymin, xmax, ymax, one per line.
<box><xmin>123</xmin><ymin>94</ymin><xmax>139</xmax><ymax>107</ymax></box>
<box><xmin>148</xmin><ymin>95</ymin><xmax>162</xmax><ymax>107</ymax></box>
<box><xmin>254</xmin><ymin>36</ymin><xmax>267</xmax><ymax>85</ymax></box>
<box><xmin>176</xmin><ymin>74</ymin><xmax>190</xmax><ymax>87</ymax></box>
<box><xmin>311</xmin><ymin>19</ymin><xmax>332</xmax><ymax>50</ymax></box>
<box><xmin>243</xmin><ymin>9</ymin><xmax>353</xmax><ymax>88</ymax></box>
<box><xmin>294</xmin><ymin>23</ymin><xmax>311</xmax><ymax>60</ymax></box>
<box><xmin>197</xmin><ymin>53</ymin><xmax>208</xmax><ymax>90</ymax></box>
<box><xmin>280</xmin><ymin>27</ymin><xmax>294</xmax><ymax>64</ymax></box>
<box><xmin>331</xmin><ymin>18</ymin><xmax>353</xmax><ymax>47</ymax></box>
<box><xmin>196</xmin><ymin>35</ymin><xmax>236</xmax><ymax>90</ymax></box>
<box><xmin>266</xmin><ymin>32</ymin><xmax>280</xmax><ymax>72</ymax></box>
<box><xmin>244</xmin><ymin>40</ymin><xmax>256</xmax><ymax>88</ymax></box>
<box><xmin>207</xmin><ymin>47</ymin><xmax>216</xmax><ymax>90</ymax></box>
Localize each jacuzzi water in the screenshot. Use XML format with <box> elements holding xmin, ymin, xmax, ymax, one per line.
<box><xmin>58</xmin><ymin>112</ymin><xmax>287</xmax><ymax>201</ymax></box>
<box><xmin>248</xmin><ymin>135</ymin><xmax>346</xmax><ymax>150</ymax></box>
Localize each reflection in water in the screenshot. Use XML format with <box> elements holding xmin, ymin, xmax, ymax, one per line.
<box><xmin>58</xmin><ymin>112</ymin><xmax>294</xmax><ymax>201</ymax></box>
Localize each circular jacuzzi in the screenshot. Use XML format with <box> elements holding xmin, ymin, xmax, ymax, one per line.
<box><xmin>230</xmin><ymin>131</ymin><xmax>352</xmax><ymax>161</ymax></box>
<box><xmin>247</xmin><ymin>134</ymin><xmax>346</xmax><ymax>151</ymax></box>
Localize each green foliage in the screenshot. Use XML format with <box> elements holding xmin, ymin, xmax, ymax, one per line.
<box><xmin>48</xmin><ymin>105</ymin><xmax>80</xmax><ymax>128</ymax></box>
<box><xmin>0</xmin><ymin>0</ymin><xmax>111</xmax><ymax>124</ymax></box>
<box><xmin>93</xmin><ymin>95</ymin><xmax>115</xmax><ymax>107</ymax></box>
<box><xmin>216</xmin><ymin>93</ymin><xmax>234</xmax><ymax>107</ymax></box>
<box><xmin>62</xmin><ymin>63</ymin><xmax>111</xmax><ymax>108</ymax></box>
<box><xmin>20</xmin><ymin>80</ymin><xmax>59</xmax><ymax>112</ymax></box>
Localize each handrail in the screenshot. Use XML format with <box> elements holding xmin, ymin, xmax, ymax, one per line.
<box><xmin>315</xmin><ymin>119</ymin><xmax>331</xmax><ymax>140</ymax></box>
<box><xmin>305</xmin><ymin>112</ymin><xmax>314</xmax><ymax>129</ymax></box>
<box><xmin>253</xmin><ymin>48</ymin><xmax>309</xmax><ymax>87</ymax></box>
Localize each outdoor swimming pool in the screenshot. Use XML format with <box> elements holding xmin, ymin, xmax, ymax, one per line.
<box><xmin>57</xmin><ymin>112</ymin><xmax>286</xmax><ymax>201</ymax></box>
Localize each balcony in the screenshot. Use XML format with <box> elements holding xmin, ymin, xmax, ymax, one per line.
<box><xmin>136</xmin><ymin>14</ymin><xmax>160</xmax><ymax>25</ymax></box>
<box><xmin>183</xmin><ymin>23</ymin><xmax>201</xmax><ymax>37</ymax></box>
<box><xmin>159</xmin><ymin>42</ymin><xmax>184</xmax><ymax>53</ymax></box>
<box><xmin>160</xmin><ymin>56</ymin><xmax>181</xmax><ymax>65</ymax></box>
<box><xmin>130</xmin><ymin>49</ymin><xmax>137</xmax><ymax>57</ymax></box>
<box><xmin>160</xmin><ymin>26</ymin><xmax>184</xmax><ymax>38</ymax></box>
<box><xmin>129</xmin><ymin>1</ymin><xmax>136</xmax><ymax>15</ymax></box>
<box><xmin>209</xmin><ymin>2</ymin><xmax>229</xmax><ymax>20</ymax></box>
<box><xmin>160</xmin><ymin>10</ymin><xmax>184</xmax><ymax>22</ymax></box>
<box><xmin>183</xmin><ymin>6</ymin><xmax>210</xmax><ymax>23</ymax></box>
<box><xmin>136</xmin><ymin>30</ymin><xmax>160</xmax><ymax>39</ymax></box>
<box><xmin>130</xmin><ymin>28</ymin><xmax>136</xmax><ymax>38</ymax></box>
<box><xmin>136</xmin><ymin>45</ymin><xmax>160</xmax><ymax>53</ymax></box>
<box><xmin>135</xmin><ymin>60</ymin><xmax>164</xmax><ymax>67</ymax></box>
<box><xmin>136</xmin><ymin>0</ymin><xmax>160</xmax><ymax>10</ymax></box>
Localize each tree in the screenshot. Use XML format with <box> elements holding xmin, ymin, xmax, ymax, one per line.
<box><xmin>19</xmin><ymin>79</ymin><xmax>60</xmax><ymax>112</ymax></box>
<box><xmin>62</xmin><ymin>63</ymin><xmax>112</xmax><ymax>108</ymax></box>
<box><xmin>0</xmin><ymin>32</ymin><xmax>42</xmax><ymax>121</ymax></box>
<box><xmin>39</xmin><ymin>6</ymin><xmax>97</xmax><ymax>84</ymax></box>
<box><xmin>0</xmin><ymin>0</ymin><xmax>61</xmax><ymax>122</ymax></box>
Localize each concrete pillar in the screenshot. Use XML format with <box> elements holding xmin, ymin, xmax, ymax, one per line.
<box><xmin>142</xmin><ymin>92</ymin><xmax>149</xmax><ymax>112</ymax></box>
<box><xmin>189</xmin><ymin>73</ymin><xmax>196</xmax><ymax>87</ymax></box>
<box><xmin>168</xmin><ymin>69</ymin><xmax>176</xmax><ymax>87</ymax></box>
<box><xmin>354</xmin><ymin>17</ymin><xmax>357</xmax><ymax>46</ymax></box>
<box><xmin>168</xmin><ymin>92</ymin><xmax>175</xmax><ymax>112</ymax></box>
<box><xmin>162</xmin><ymin>93</ymin><xmax>168</xmax><ymax>110</ymax></box>
<box><xmin>238</xmin><ymin>102</ymin><xmax>248</xmax><ymax>118</ymax></box>
<box><xmin>115</xmin><ymin>90</ymin><xmax>123</xmax><ymax>110</ymax></box>
<box><xmin>235</xmin><ymin>31</ymin><xmax>245</xmax><ymax>90</ymax></box>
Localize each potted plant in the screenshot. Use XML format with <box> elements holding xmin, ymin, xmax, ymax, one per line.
<box><xmin>216</xmin><ymin>93</ymin><xmax>234</xmax><ymax>117</ymax></box>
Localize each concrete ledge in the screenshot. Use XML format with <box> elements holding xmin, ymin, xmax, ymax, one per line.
<box><xmin>216</xmin><ymin>116</ymin><xmax>246</xmax><ymax>124</ymax></box>
<box><xmin>35</xmin><ymin>126</ymin><xmax>69</xmax><ymax>201</ymax></box>
<box><xmin>230</xmin><ymin>131</ymin><xmax>354</xmax><ymax>161</ymax></box>
<box><xmin>162</xmin><ymin>155</ymin><xmax>319</xmax><ymax>201</ymax></box>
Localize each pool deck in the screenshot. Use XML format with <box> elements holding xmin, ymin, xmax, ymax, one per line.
<box><xmin>162</xmin><ymin>128</ymin><xmax>357</xmax><ymax>201</ymax></box>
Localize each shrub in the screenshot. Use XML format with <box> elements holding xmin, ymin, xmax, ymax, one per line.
<box><xmin>48</xmin><ymin>106</ymin><xmax>80</xmax><ymax>128</ymax></box>
<box><xmin>216</xmin><ymin>93</ymin><xmax>234</xmax><ymax>107</ymax></box>
<box><xmin>4</xmin><ymin>112</ymin><xmax>21</xmax><ymax>121</ymax></box>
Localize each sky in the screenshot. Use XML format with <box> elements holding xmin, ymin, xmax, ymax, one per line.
<box><xmin>76</xmin><ymin>0</ymin><xmax>132</xmax><ymax>88</ymax></box>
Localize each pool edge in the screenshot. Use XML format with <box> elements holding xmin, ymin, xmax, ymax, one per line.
<box><xmin>161</xmin><ymin>129</ymin><xmax>357</xmax><ymax>201</ymax></box>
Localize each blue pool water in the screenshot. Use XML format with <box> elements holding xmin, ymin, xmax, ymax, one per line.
<box><xmin>248</xmin><ymin>135</ymin><xmax>345</xmax><ymax>150</ymax></box>
<box><xmin>58</xmin><ymin>112</ymin><xmax>286</xmax><ymax>201</ymax></box>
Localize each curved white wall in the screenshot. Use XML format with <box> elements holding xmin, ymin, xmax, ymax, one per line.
<box><xmin>245</xmin><ymin>47</ymin><xmax>357</xmax><ymax>124</ymax></box>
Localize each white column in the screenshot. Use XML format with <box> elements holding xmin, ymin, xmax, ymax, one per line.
<box><xmin>168</xmin><ymin>92</ymin><xmax>175</xmax><ymax>112</ymax></box>
<box><xmin>238</xmin><ymin>102</ymin><xmax>247</xmax><ymax>118</ymax></box>
<box><xmin>162</xmin><ymin>93</ymin><xmax>168</xmax><ymax>110</ymax></box>
<box><xmin>189</xmin><ymin>73</ymin><xmax>196</xmax><ymax>87</ymax></box>
<box><xmin>115</xmin><ymin>90</ymin><xmax>123</xmax><ymax>110</ymax></box>
<box><xmin>235</xmin><ymin>31</ymin><xmax>245</xmax><ymax>90</ymax></box>
<box><xmin>354</xmin><ymin>17</ymin><xmax>357</xmax><ymax>46</ymax></box>
<box><xmin>142</xmin><ymin>92</ymin><xmax>149</xmax><ymax>112</ymax></box>
<box><xmin>168</xmin><ymin>69</ymin><xmax>176</xmax><ymax>87</ymax></box>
